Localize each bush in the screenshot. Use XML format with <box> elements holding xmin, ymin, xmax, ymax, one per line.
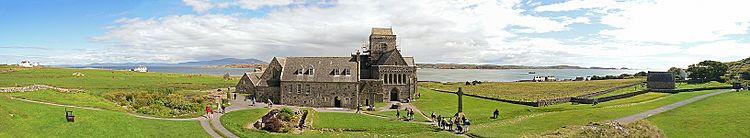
<box><xmin>102</xmin><ymin>92</ymin><xmax>209</xmax><ymax>117</ymax></box>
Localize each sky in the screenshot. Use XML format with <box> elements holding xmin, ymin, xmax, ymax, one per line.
<box><xmin>1</xmin><ymin>0</ymin><xmax>749</xmax><ymax>69</ymax></box>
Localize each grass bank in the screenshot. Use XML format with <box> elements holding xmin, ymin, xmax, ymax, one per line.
<box><xmin>648</xmin><ymin>91</ymin><xmax>750</xmax><ymax>137</ymax></box>
<box><xmin>419</xmin><ymin>79</ymin><xmax>644</xmax><ymax>101</ymax></box>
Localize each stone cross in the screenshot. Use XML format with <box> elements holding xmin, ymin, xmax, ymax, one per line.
<box><xmin>457</xmin><ymin>87</ymin><xmax>463</xmax><ymax>113</ymax></box>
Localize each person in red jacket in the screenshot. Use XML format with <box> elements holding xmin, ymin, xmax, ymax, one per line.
<box><xmin>205</xmin><ymin>105</ymin><xmax>212</xmax><ymax>119</ymax></box>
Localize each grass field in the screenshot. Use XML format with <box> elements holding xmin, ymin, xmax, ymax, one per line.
<box><xmin>0</xmin><ymin>91</ymin><xmax>209</xmax><ymax>137</ymax></box>
<box><xmin>648</xmin><ymin>91</ymin><xmax>750</xmax><ymax>137</ymax></box>
<box><xmin>675</xmin><ymin>81</ymin><xmax>731</xmax><ymax>89</ymax></box>
<box><xmin>592</xmin><ymin>84</ymin><xmax>647</xmax><ymax>98</ymax></box>
<box><xmin>0</xmin><ymin>66</ymin><xmax>237</xmax><ymax>117</ymax></box>
<box><xmin>418</xmin><ymin>79</ymin><xmax>644</xmax><ymax>101</ymax></box>
<box><xmin>413</xmin><ymin>87</ymin><xmax>726</xmax><ymax>137</ymax></box>
<box><xmin>0</xmin><ymin>66</ymin><xmax>236</xmax><ymax>95</ymax></box>
<box><xmin>220</xmin><ymin>107</ymin><xmax>459</xmax><ymax>137</ymax></box>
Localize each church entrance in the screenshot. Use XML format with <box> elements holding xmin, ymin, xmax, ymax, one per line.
<box><xmin>390</xmin><ymin>88</ymin><xmax>399</xmax><ymax>101</ymax></box>
<box><xmin>334</xmin><ymin>96</ymin><xmax>342</xmax><ymax>107</ymax></box>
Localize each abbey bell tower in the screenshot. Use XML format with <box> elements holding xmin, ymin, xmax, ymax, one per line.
<box><xmin>368</xmin><ymin>28</ymin><xmax>397</xmax><ymax>59</ymax></box>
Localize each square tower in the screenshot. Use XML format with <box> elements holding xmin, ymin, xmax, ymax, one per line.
<box><xmin>369</xmin><ymin>28</ymin><xmax>397</xmax><ymax>59</ymax></box>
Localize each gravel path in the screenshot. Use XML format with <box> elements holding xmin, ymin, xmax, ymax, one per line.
<box><xmin>613</xmin><ymin>89</ymin><xmax>731</xmax><ymax>124</ymax></box>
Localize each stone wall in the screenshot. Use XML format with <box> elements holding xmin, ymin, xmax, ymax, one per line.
<box><xmin>647</xmin><ymin>82</ymin><xmax>675</xmax><ymax>89</ymax></box>
<box><xmin>359</xmin><ymin>79</ymin><xmax>384</xmax><ymax>106</ymax></box>
<box><xmin>279</xmin><ymin>81</ymin><xmax>359</xmax><ymax>108</ymax></box>
<box><xmin>0</xmin><ymin>85</ymin><xmax>82</xmax><ymax>93</ymax></box>
<box><xmin>375</xmin><ymin>65</ymin><xmax>417</xmax><ymax>102</ymax></box>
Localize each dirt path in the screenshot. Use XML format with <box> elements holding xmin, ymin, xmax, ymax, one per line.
<box><xmin>613</xmin><ymin>89</ymin><xmax>731</xmax><ymax>124</ymax></box>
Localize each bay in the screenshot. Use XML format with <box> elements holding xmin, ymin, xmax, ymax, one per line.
<box><xmin>417</xmin><ymin>68</ymin><xmax>646</xmax><ymax>82</ymax></box>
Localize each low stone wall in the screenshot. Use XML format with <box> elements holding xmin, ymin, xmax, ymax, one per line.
<box><xmin>571</xmin><ymin>90</ymin><xmax>650</xmax><ymax>104</ymax></box>
<box><xmin>0</xmin><ymin>85</ymin><xmax>82</xmax><ymax>93</ymax></box>
<box><xmin>429</xmin><ymin>88</ymin><xmax>539</xmax><ymax>107</ymax></box>
<box><xmin>651</xmin><ymin>86</ymin><xmax>732</xmax><ymax>93</ymax></box>
<box><xmin>575</xmin><ymin>82</ymin><xmax>645</xmax><ymax>98</ymax></box>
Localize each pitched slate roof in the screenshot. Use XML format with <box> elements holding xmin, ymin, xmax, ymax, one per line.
<box><xmin>647</xmin><ymin>71</ymin><xmax>676</xmax><ymax>82</ymax></box>
<box><xmin>371</xmin><ymin>28</ymin><xmax>394</xmax><ymax>35</ymax></box>
<box><xmin>279</xmin><ymin>57</ymin><xmax>359</xmax><ymax>82</ymax></box>
<box><xmin>376</xmin><ymin>50</ymin><xmax>407</xmax><ymax>65</ymax></box>
<box><xmin>403</xmin><ymin>57</ymin><xmax>415</xmax><ymax>66</ymax></box>
<box><xmin>247</xmin><ymin>72</ymin><xmax>263</xmax><ymax>85</ymax></box>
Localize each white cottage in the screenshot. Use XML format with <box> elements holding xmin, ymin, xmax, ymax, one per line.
<box><xmin>131</xmin><ymin>65</ymin><xmax>148</xmax><ymax>72</ymax></box>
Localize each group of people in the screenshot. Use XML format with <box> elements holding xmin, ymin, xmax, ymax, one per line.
<box><xmin>396</xmin><ymin>108</ymin><xmax>416</xmax><ymax>121</ymax></box>
<box><xmin>431</xmin><ymin>112</ymin><xmax>470</xmax><ymax>133</ymax></box>
<box><xmin>204</xmin><ymin>103</ymin><xmax>227</xmax><ymax>119</ymax></box>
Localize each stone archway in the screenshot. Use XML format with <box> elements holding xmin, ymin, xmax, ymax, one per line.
<box><xmin>334</xmin><ymin>96</ymin><xmax>342</xmax><ymax>107</ymax></box>
<box><xmin>390</xmin><ymin>88</ymin><xmax>399</xmax><ymax>101</ymax></box>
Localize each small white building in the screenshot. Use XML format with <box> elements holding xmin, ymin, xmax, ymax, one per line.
<box><xmin>19</xmin><ymin>61</ymin><xmax>40</xmax><ymax>67</ymax></box>
<box><xmin>131</xmin><ymin>65</ymin><xmax>148</xmax><ymax>72</ymax></box>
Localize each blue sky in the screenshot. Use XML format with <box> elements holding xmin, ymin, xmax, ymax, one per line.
<box><xmin>1</xmin><ymin>0</ymin><xmax>749</xmax><ymax>69</ymax></box>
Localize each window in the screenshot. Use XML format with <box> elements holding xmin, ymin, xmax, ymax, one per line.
<box><xmin>304</xmin><ymin>68</ymin><xmax>314</xmax><ymax>75</ymax></box>
<box><xmin>305</xmin><ymin>84</ymin><xmax>310</xmax><ymax>94</ymax></box>
<box><xmin>342</xmin><ymin>68</ymin><xmax>351</xmax><ymax>76</ymax></box>
<box><xmin>331</xmin><ymin>69</ymin><xmax>340</xmax><ymax>76</ymax></box>
<box><xmin>296</xmin><ymin>84</ymin><xmax>302</xmax><ymax>94</ymax></box>
<box><xmin>294</xmin><ymin>69</ymin><xmax>304</xmax><ymax>75</ymax></box>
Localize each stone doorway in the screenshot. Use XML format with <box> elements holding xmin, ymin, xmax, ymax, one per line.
<box><xmin>334</xmin><ymin>96</ymin><xmax>342</xmax><ymax>107</ymax></box>
<box><xmin>390</xmin><ymin>88</ymin><xmax>399</xmax><ymax>101</ymax></box>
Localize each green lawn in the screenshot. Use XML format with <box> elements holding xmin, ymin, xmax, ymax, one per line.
<box><xmin>221</xmin><ymin>108</ymin><xmax>459</xmax><ymax>137</ymax></box>
<box><xmin>312</xmin><ymin>112</ymin><xmax>456</xmax><ymax>137</ymax></box>
<box><xmin>0</xmin><ymin>93</ymin><xmax>209</xmax><ymax>137</ymax></box>
<box><xmin>367</xmin><ymin>110</ymin><xmax>430</xmax><ymax>123</ymax></box>
<box><xmin>675</xmin><ymin>81</ymin><xmax>731</xmax><ymax>89</ymax></box>
<box><xmin>0</xmin><ymin>66</ymin><xmax>236</xmax><ymax>95</ymax></box>
<box><xmin>648</xmin><ymin>91</ymin><xmax>750</xmax><ymax>138</ymax></box>
<box><xmin>418</xmin><ymin>79</ymin><xmax>644</xmax><ymax>101</ymax></box>
<box><xmin>0</xmin><ymin>66</ymin><xmax>237</xmax><ymax>117</ymax></box>
<box><xmin>5</xmin><ymin>90</ymin><xmax>124</xmax><ymax>111</ymax></box>
<box><xmin>413</xmin><ymin>87</ymin><xmax>726</xmax><ymax>137</ymax></box>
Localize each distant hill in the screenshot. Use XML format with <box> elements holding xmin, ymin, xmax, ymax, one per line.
<box><xmin>177</xmin><ymin>58</ymin><xmax>265</xmax><ymax>66</ymax></box>
<box><xmin>416</xmin><ymin>63</ymin><xmax>624</xmax><ymax>70</ymax></box>
<box><xmin>726</xmin><ymin>57</ymin><xmax>750</xmax><ymax>73</ymax></box>
<box><xmin>89</xmin><ymin>58</ymin><xmax>266</xmax><ymax>66</ymax></box>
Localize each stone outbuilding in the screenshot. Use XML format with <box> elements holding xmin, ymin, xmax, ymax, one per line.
<box><xmin>647</xmin><ymin>71</ymin><xmax>676</xmax><ymax>89</ymax></box>
<box><xmin>236</xmin><ymin>28</ymin><xmax>417</xmax><ymax>109</ymax></box>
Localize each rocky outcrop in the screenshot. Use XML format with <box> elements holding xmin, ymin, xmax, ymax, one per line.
<box><xmin>0</xmin><ymin>85</ymin><xmax>83</xmax><ymax>93</ymax></box>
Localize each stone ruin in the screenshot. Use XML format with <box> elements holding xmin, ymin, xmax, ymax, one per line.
<box><xmin>251</xmin><ymin>108</ymin><xmax>309</xmax><ymax>133</ymax></box>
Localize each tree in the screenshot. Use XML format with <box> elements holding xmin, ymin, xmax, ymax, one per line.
<box><xmin>686</xmin><ymin>60</ymin><xmax>728</xmax><ymax>82</ymax></box>
<box><xmin>634</xmin><ymin>71</ymin><xmax>648</xmax><ymax>77</ymax></box>
<box><xmin>668</xmin><ymin>67</ymin><xmax>687</xmax><ymax>80</ymax></box>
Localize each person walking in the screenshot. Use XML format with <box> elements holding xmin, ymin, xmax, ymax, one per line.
<box><xmin>356</xmin><ymin>104</ymin><xmax>361</xmax><ymax>113</ymax></box>
<box><xmin>396</xmin><ymin>109</ymin><xmax>401</xmax><ymax>119</ymax></box>
<box><xmin>493</xmin><ymin>109</ymin><xmax>500</xmax><ymax>119</ymax></box>
<box><xmin>221</xmin><ymin>103</ymin><xmax>227</xmax><ymax>113</ymax></box>
<box><xmin>267</xmin><ymin>99</ymin><xmax>273</xmax><ymax>108</ymax></box>
<box><xmin>464</xmin><ymin>118</ymin><xmax>471</xmax><ymax>133</ymax></box>
<box><xmin>233</xmin><ymin>93</ymin><xmax>237</xmax><ymax>100</ymax></box>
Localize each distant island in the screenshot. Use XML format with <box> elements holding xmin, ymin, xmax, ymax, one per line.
<box><xmin>87</xmin><ymin>58</ymin><xmax>266</xmax><ymax>66</ymax></box>
<box><xmin>201</xmin><ymin>63</ymin><xmax>268</xmax><ymax>69</ymax></box>
<box><xmin>416</xmin><ymin>63</ymin><xmax>629</xmax><ymax>70</ymax></box>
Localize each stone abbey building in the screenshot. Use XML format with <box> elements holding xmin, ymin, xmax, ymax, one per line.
<box><xmin>236</xmin><ymin>28</ymin><xmax>417</xmax><ymax>108</ymax></box>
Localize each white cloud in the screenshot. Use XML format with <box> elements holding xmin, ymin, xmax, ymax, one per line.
<box><xmin>536</xmin><ymin>0</ymin><xmax>750</xmax><ymax>44</ymax></box>
<box><xmin>236</xmin><ymin>0</ymin><xmax>297</xmax><ymax>10</ymax></box>
<box><xmin>66</xmin><ymin>0</ymin><xmax>748</xmax><ymax>69</ymax></box>
<box><xmin>91</xmin><ymin>0</ymin><xmax>584</xmax><ymax>65</ymax></box>
<box><xmin>183</xmin><ymin>0</ymin><xmax>218</xmax><ymax>13</ymax></box>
